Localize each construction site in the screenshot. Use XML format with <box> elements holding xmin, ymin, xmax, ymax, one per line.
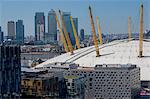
<box><xmin>21</xmin><ymin>3</ymin><xmax>150</xmax><ymax>99</ymax></box>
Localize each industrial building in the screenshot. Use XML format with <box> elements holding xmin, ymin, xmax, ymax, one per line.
<box><xmin>0</xmin><ymin>45</ymin><xmax>21</xmax><ymax>98</ymax></box>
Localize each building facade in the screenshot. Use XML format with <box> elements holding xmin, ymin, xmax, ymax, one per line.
<box><xmin>72</xmin><ymin>18</ymin><xmax>78</xmax><ymax>46</ymax></box>
<box><xmin>0</xmin><ymin>26</ymin><xmax>4</xmax><ymax>43</ymax></box>
<box><xmin>36</xmin><ymin>24</ymin><xmax>44</xmax><ymax>41</ymax></box>
<box><xmin>80</xmin><ymin>29</ymin><xmax>84</xmax><ymax>41</ymax></box>
<box><xmin>0</xmin><ymin>45</ymin><xmax>21</xmax><ymax>98</ymax></box>
<box><xmin>35</xmin><ymin>12</ymin><xmax>45</xmax><ymax>41</ymax></box>
<box><xmin>7</xmin><ymin>21</ymin><xmax>15</xmax><ymax>40</ymax></box>
<box><xmin>47</xmin><ymin>9</ymin><xmax>57</xmax><ymax>43</ymax></box>
<box><xmin>64</xmin><ymin>75</ymin><xmax>85</xmax><ymax>99</ymax></box>
<box><xmin>21</xmin><ymin>69</ymin><xmax>67</xmax><ymax>98</ymax></box>
<box><xmin>16</xmin><ymin>20</ymin><xmax>24</xmax><ymax>44</ymax></box>
<box><xmin>64</xmin><ymin>64</ymin><xmax>140</xmax><ymax>99</ymax></box>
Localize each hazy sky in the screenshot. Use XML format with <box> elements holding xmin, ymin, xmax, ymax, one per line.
<box><xmin>0</xmin><ymin>0</ymin><xmax>150</xmax><ymax>36</ymax></box>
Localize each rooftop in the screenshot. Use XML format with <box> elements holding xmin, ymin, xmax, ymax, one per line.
<box><xmin>64</xmin><ymin>75</ymin><xmax>79</xmax><ymax>79</ymax></box>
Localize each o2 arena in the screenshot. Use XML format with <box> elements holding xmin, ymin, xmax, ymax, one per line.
<box><xmin>21</xmin><ymin>3</ymin><xmax>150</xmax><ymax>99</ymax></box>
<box><xmin>33</xmin><ymin>4</ymin><xmax>150</xmax><ymax>82</ymax></box>
<box><xmin>34</xmin><ymin>39</ymin><xmax>150</xmax><ymax>81</ymax></box>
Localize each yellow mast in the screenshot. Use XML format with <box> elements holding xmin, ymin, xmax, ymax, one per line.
<box><xmin>70</xmin><ymin>16</ymin><xmax>81</xmax><ymax>49</ymax></box>
<box><xmin>59</xmin><ymin>10</ymin><xmax>74</xmax><ymax>55</ymax></box>
<box><xmin>128</xmin><ymin>16</ymin><xmax>132</xmax><ymax>41</ymax></box>
<box><xmin>89</xmin><ymin>6</ymin><xmax>100</xmax><ymax>57</ymax></box>
<box><xmin>55</xmin><ymin>13</ymin><xmax>68</xmax><ymax>52</ymax></box>
<box><xmin>139</xmin><ymin>4</ymin><xmax>143</xmax><ymax>57</ymax></box>
<box><xmin>96</xmin><ymin>16</ymin><xmax>103</xmax><ymax>45</ymax></box>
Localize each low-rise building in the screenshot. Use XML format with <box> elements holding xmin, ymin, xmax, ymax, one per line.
<box><xmin>21</xmin><ymin>68</ymin><xmax>67</xmax><ymax>98</ymax></box>
<box><xmin>64</xmin><ymin>64</ymin><xmax>140</xmax><ymax>99</ymax></box>
<box><xmin>64</xmin><ymin>75</ymin><xmax>85</xmax><ymax>99</ymax></box>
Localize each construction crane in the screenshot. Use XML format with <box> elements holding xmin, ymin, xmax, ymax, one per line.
<box><xmin>59</xmin><ymin>10</ymin><xmax>74</xmax><ymax>55</ymax></box>
<box><xmin>139</xmin><ymin>3</ymin><xmax>143</xmax><ymax>57</ymax></box>
<box><xmin>96</xmin><ymin>16</ymin><xmax>103</xmax><ymax>45</ymax></box>
<box><xmin>89</xmin><ymin>6</ymin><xmax>100</xmax><ymax>57</ymax></box>
<box><xmin>128</xmin><ymin>16</ymin><xmax>132</xmax><ymax>41</ymax></box>
<box><xmin>55</xmin><ymin>13</ymin><xmax>69</xmax><ymax>52</ymax></box>
<box><xmin>70</xmin><ymin>16</ymin><xmax>81</xmax><ymax>49</ymax></box>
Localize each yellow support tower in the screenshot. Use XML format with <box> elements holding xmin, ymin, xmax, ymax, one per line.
<box><xmin>55</xmin><ymin>13</ymin><xmax>68</xmax><ymax>52</ymax></box>
<box><xmin>128</xmin><ymin>16</ymin><xmax>132</xmax><ymax>41</ymax></box>
<box><xmin>96</xmin><ymin>16</ymin><xmax>103</xmax><ymax>45</ymax></box>
<box><xmin>139</xmin><ymin>4</ymin><xmax>143</xmax><ymax>57</ymax></box>
<box><xmin>70</xmin><ymin>16</ymin><xmax>81</xmax><ymax>49</ymax></box>
<box><xmin>59</xmin><ymin>10</ymin><xmax>74</xmax><ymax>55</ymax></box>
<box><xmin>89</xmin><ymin>6</ymin><xmax>100</xmax><ymax>57</ymax></box>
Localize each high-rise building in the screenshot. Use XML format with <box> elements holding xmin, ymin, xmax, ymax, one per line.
<box><xmin>80</xmin><ymin>29</ymin><xmax>84</xmax><ymax>41</ymax></box>
<box><xmin>37</xmin><ymin>24</ymin><xmax>44</xmax><ymax>41</ymax></box>
<box><xmin>73</xmin><ymin>18</ymin><xmax>78</xmax><ymax>35</ymax></box>
<box><xmin>47</xmin><ymin>9</ymin><xmax>57</xmax><ymax>43</ymax></box>
<box><xmin>0</xmin><ymin>26</ymin><xmax>4</xmax><ymax>43</ymax></box>
<box><xmin>16</xmin><ymin>20</ymin><xmax>24</xmax><ymax>44</ymax></box>
<box><xmin>62</xmin><ymin>12</ymin><xmax>78</xmax><ymax>46</ymax></box>
<box><xmin>35</xmin><ymin>12</ymin><xmax>45</xmax><ymax>41</ymax></box>
<box><xmin>0</xmin><ymin>45</ymin><xmax>21</xmax><ymax>98</ymax></box>
<box><xmin>72</xmin><ymin>18</ymin><xmax>78</xmax><ymax>46</ymax></box>
<box><xmin>7</xmin><ymin>21</ymin><xmax>15</xmax><ymax>40</ymax></box>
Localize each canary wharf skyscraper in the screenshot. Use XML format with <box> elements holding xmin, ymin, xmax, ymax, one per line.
<box><xmin>35</xmin><ymin>12</ymin><xmax>45</xmax><ymax>41</ymax></box>
<box><xmin>47</xmin><ymin>9</ymin><xmax>57</xmax><ymax>42</ymax></box>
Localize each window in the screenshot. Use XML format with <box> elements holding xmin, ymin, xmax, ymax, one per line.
<box><xmin>67</xmin><ymin>83</ymin><xmax>70</xmax><ymax>86</ymax></box>
<box><xmin>38</xmin><ymin>82</ymin><xmax>41</xmax><ymax>86</ymax></box>
<box><xmin>89</xmin><ymin>78</ymin><xmax>92</xmax><ymax>81</ymax></box>
<box><xmin>89</xmin><ymin>83</ymin><xmax>92</xmax><ymax>86</ymax></box>
<box><xmin>72</xmin><ymin>83</ymin><xmax>74</xmax><ymax>86</ymax></box>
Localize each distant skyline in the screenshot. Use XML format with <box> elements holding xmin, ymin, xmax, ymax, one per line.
<box><xmin>0</xmin><ymin>0</ymin><xmax>150</xmax><ymax>36</ymax></box>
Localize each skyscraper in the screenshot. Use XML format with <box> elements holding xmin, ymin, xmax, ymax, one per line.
<box><xmin>35</xmin><ymin>12</ymin><xmax>45</xmax><ymax>41</ymax></box>
<box><xmin>47</xmin><ymin>9</ymin><xmax>57</xmax><ymax>43</ymax></box>
<box><xmin>0</xmin><ymin>45</ymin><xmax>21</xmax><ymax>98</ymax></box>
<box><xmin>0</xmin><ymin>26</ymin><xmax>4</xmax><ymax>43</ymax></box>
<box><xmin>16</xmin><ymin>20</ymin><xmax>24</xmax><ymax>44</ymax></box>
<box><xmin>37</xmin><ymin>24</ymin><xmax>44</xmax><ymax>41</ymax></box>
<box><xmin>80</xmin><ymin>29</ymin><xmax>84</xmax><ymax>41</ymax></box>
<box><xmin>62</xmin><ymin>12</ymin><xmax>78</xmax><ymax>46</ymax></box>
<box><xmin>72</xmin><ymin>18</ymin><xmax>78</xmax><ymax>45</ymax></box>
<box><xmin>7</xmin><ymin>21</ymin><xmax>15</xmax><ymax>40</ymax></box>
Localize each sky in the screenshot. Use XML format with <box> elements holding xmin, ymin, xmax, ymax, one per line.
<box><xmin>0</xmin><ymin>0</ymin><xmax>150</xmax><ymax>37</ymax></box>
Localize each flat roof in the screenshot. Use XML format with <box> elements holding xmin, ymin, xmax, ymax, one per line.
<box><xmin>34</xmin><ymin>39</ymin><xmax>150</xmax><ymax>81</ymax></box>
